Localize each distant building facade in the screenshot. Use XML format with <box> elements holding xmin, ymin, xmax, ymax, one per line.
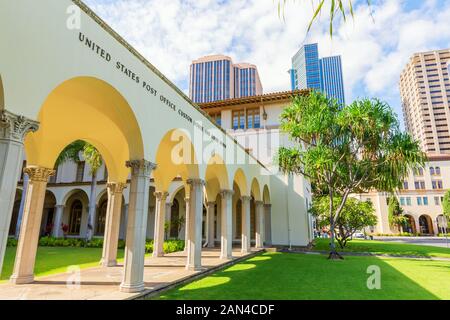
<box><xmin>290</xmin><ymin>43</ymin><xmax>345</xmax><ymax>105</ymax></box>
<box><xmin>190</xmin><ymin>55</ymin><xmax>262</xmax><ymax>103</ymax></box>
<box><xmin>354</xmin><ymin>154</ymin><xmax>450</xmax><ymax>236</ymax></box>
<box><xmin>400</xmin><ymin>49</ymin><xmax>450</xmax><ymax>154</ymax></box>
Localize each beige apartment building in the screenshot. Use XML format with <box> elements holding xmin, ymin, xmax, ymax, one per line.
<box><xmin>354</xmin><ymin>154</ymin><xmax>450</xmax><ymax>236</ymax></box>
<box><xmin>400</xmin><ymin>49</ymin><xmax>450</xmax><ymax>153</ymax></box>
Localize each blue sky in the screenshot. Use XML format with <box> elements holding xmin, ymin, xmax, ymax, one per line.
<box><xmin>85</xmin><ymin>0</ymin><xmax>450</xmax><ymax>127</ymax></box>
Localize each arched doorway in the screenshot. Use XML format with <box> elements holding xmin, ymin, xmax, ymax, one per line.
<box><xmin>8</xmin><ymin>190</ymin><xmax>22</xmax><ymax>236</ymax></box>
<box><xmin>170</xmin><ymin>199</ymin><xmax>180</xmax><ymax>238</ymax></box>
<box><xmin>68</xmin><ymin>200</ymin><xmax>83</xmax><ymax>236</ymax></box>
<box><xmin>40</xmin><ymin>191</ymin><xmax>57</xmax><ymax>237</ymax></box>
<box><xmin>250</xmin><ymin>197</ymin><xmax>256</xmax><ymax>241</ymax></box>
<box><xmin>419</xmin><ymin>215</ymin><xmax>433</xmax><ymax>235</ymax></box>
<box><xmin>235</xmin><ymin>197</ymin><xmax>242</xmax><ymax>240</ymax></box>
<box><xmin>95</xmin><ymin>198</ymin><xmax>108</xmax><ymax>236</ymax></box>
<box><xmin>403</xmin><ymin>215</ymin><xmax>417</xmax><ymax>234</ymax></box>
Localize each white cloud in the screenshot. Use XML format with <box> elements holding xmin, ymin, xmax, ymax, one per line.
<box><xmin>85</xmin><ymin>0</ymin><xmax>450</xmax><ymax>123</ymax></box>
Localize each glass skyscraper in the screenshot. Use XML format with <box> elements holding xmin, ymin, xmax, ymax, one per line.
<box><xmin>291</xmin><ymin>43</ymin><xmax>345</xmax><ymax>105</ymax></box>
<box><xmin>190</xmin><ymin>55</ymin><xmax>262</xmax><ymax>103</ymax></box>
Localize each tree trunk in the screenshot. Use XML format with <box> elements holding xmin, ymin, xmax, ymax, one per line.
<box><xmin>86</xmin><ymin>172</ymin><xmax>97</xmax><ymax>242</ymax></box>
<box><xmin>328</xmin><ymin>216</ymin><xmax>343</xmax><ymax>260</ymax></box>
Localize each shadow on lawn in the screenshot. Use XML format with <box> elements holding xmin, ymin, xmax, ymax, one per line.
<box><xmin>158</xmin><ymin>253</ymin><xmax>440</xmax><ymax>300</ymax></box>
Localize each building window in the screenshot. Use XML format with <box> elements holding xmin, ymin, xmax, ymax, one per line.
<box><xmin>400</xmin><ymin>197</ymin><xmax>405</xmax><ymax>206</ymax></box>
<box><xmin>435</xmin><ymin>166</ymin><xmax>441</xmax><ymax>175</ymax></box>
<box><xmin>414</xmin><ymin>181</ymin><xmax>425</xmax><ymax>190</ymax></box>
<box><xmin>423</xmin><ymin>197</ymin><xmax>428</xmax><ymax>206</ymax></box>
<box><xmin>430</xmin><ymin>167</ymin><xmax>435</xmax><ymax>175</ymax></box>
<box><xmin>434</xmin><ymin>196</ymin><xmax>440</xmax><ymax>205</ymax></box>
<box><xmin>406</xmin><ymin>197</ymin><xmax>412</xmax><ymax>206</ymax></box>
<box><xmin>76</xmin><ymin>161</ymin><xmax>85</xmax><ymax>182</ymax></box>
<box><xmin>232</xmin><ymin>110</ymin><xmax>245</xmax><ymax>130</ymax></box>
<box><xmin>402</xmin><ymin>181</ymin><xmax>409</xmax><ymax>190</ymax></box>
<box><xmin>210</xmin><ymin>112</ymin><xmax>222</xmax><ymax>126</ymax></box>
<box><xmin>432</xmin><ymin>180</ymin><xmax>443</xmax><ymax>190</ymax></box>
<box><xmin>414</xmin><ymin>167</ymin><xmax>424</xmax><ymax>176</ymax></box>
<box><xmin>246</xmin><ymin>108</ymin><xmax>261</xmax><ymax>129</ymax></box>
<box><xmin>68</xmin><ymin>200</ymin><xmax>83</xmax><ymax>235</ymax></box>
<box><xmin>417</xmin><ymin>197</ymin><xmax>422</xmax><ymax>206</ymax></box>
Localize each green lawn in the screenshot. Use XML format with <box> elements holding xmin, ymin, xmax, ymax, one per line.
<box><xmin>313</xmin><ymin>238</ymin><xmax>450</xmax><ymax>258</ymax></box>
<box><xmin>158</xmin><ymin>252</ymin><xmax>450</xmax><ymax>300</ymax></box>
<box><xmin>1</xmin><ymin>247</ymin><xmax>125</xmax><ymax>282</ymax></box>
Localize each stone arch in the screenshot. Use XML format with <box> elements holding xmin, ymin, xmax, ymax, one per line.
<box><xmin>61</xmin><ymin>188</ymin><xmax>90</xmax><ymax>207</ymax></box>
<box><xmin>250</xmin><ymin>178</ymin><xmax>262</xmax><ymax>201</ymax></box>
<box><xmin>263</xmin><ymin>184</ymin><xmax>271</xmax><ymax>204</ymax></box>
<box><xmin>205</xmin><ymin>154</ymin><xmax>230</xmax><ymax>201</ymax></box>
<box><xmin>232</xmin><ymin>168</ymin><xmax>248</xmax><ymax>196</ymax></box>
<box><xmin>23</xmin><ymin>77</ymin><xmax>145</xmax><ymax>183</ymax></box>
<box><xmin>153</xmin><ymin>128</ymin><xmax>200</xmax><ymax>191</ymax></box>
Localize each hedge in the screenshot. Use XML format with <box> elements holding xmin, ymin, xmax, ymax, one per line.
<box><xmin>7</xmin><ymin>237</ymin><xmax>185</xmax><ymax>254</ymax></box>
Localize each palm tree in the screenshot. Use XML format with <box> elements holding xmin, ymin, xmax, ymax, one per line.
<box><xmin>277</xmin><ymin>0</ymin><xmax>373</xmax><ymax>37</ymax></box>
<box><xmin>55</xmin><ymin>140</ymin><xmax>103</xmax><ymax>242</ymax></box>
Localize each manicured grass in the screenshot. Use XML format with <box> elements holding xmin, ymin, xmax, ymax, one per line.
<box><xmin>1</xmin><ymin>247</ymin><xmax>125</xmax><ymax>282</ymax></box>
<box><xmin>157</xmin><ymin>252</ymin><xmax>450</xmax><ymax>300</ymax></box>
<box><xmin>313</xmin><ymin>238</ymin><xmax>450</xmax><ymax>258</ymax></box>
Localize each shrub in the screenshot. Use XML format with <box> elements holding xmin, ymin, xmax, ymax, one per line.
<box><xmin>7</xmin><ymin>238</ymin><xmax>18</xmax><ymax>247</ymax></box>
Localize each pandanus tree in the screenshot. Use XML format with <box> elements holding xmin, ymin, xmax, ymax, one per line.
<box><xmin>277</xmin><ymin>91</ymin><xmax>426</xmax><ymax>259</ymax></box>
<box><xmin>56</xmin><ymin>140</ymin><xmax>104</xmax><ymax>241</ymax></box>
<box><xmin>387</xmin><ymin>196</ymin><xmax>407</xmax><ymax>233</ymax></box>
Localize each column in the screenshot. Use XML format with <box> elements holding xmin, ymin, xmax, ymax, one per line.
<box><xmin>255</xmin><ymin>201</ymin><xmax>265</xmax><ymax>248</ymax></box>
<box><xmin>0</xmin><ymin>110</ymin><xmax>38</xmax><ymax>277</ymax></box>
<box><xmin>153</xmin><ymin>191</ymin><xmax>169</xmax><ymax>258</ymax></box>
<box><xmin>120</xmin><ymin>160</ymin><xmax>155</xmax><ymax>293</ymax></box>
<box><xmin>241</xmin><ymin>196</ymin><xmax>251</xmax><ymax>254</ymax></box>
<box><xmin>186</xmin><ymin>179</ymin><xmax>205</xmax><ymax>271</ymax></box>
<box><xmin>10</xmin><ymin>166</ymin><xmax>55</xmax><ymax>284</ymax></box>
<box><xmin>101</xmin><ymin>182</ymin><xmax>126</xmax><ymax>267</ymax></box>
<box><xmin>206</xmin><ymin>201</ymin><xmax>215</xmax><ymax>248</ymax></box>
<box><xmin>264</xmin><ymin>204</ymin><xmax>272</xmax><ymax>245</ymax></box>
<box><xmin>183</xmin><ymin>196</ymin><xmax>190</xmax><ymax>253</ymax></box>
<box><xmin>220</xmin><ymin>189</ymin><xmax>234</xmax><ymax>260</ymax></box>
<box><xmin>52</xmin><ymin>205</ymin><xmax>65</xmax><ymax>238</ymax></box>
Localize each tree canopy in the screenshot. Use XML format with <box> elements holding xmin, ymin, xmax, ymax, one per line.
<box><xmin>310</xmin><ymin>196</ymin><xmax>377</xmax><ymax>248</ymax></box>
<box><xmin>277</xmin><ymin>91</ymin><xmax>426</xmax><ymax>258</ymax></box>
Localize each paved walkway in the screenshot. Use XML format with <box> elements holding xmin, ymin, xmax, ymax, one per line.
<box><xmin>374</xmin><ymin>236</ymin><xmax>450</xmax><ymax>248</ymax></box>
<box><xmin>0</xmin><ymin>248</ymin><xmax>260</xmax><ymax>300</ymax></box>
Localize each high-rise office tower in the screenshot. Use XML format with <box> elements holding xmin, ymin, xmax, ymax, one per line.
<box><xmin>290</xmin><ymin>43</ymin><xmax>345</xmax><ymax>105</ymax></box>
<box><xmin>190</xmin><ymin>55</ymin><xmax>262</xmax><ymax>103</ymax></box>
<box><xmin>319</xmin><ymin>56</ymin><xmax>345</xmax><ymax>106</ymax></box>
<box><xmin>400</xmin><ymin>49</ymin><xmax>450</xmax><ymax>154</ymax></box>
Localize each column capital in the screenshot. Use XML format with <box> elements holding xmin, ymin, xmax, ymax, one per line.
<box><xmin>55</xmin><ymin>204</ymin><xmax>65</xmax><ymax>209</ymax></box>
<box><xmin>126</xmin><ymin>159</ymin><xmax>156</xmax><ymax>177</ymax></box>
<box><xmin>255</xmin><ymin>200</ymin><xmax>264</xmax><ymax>206</ymax></box>
<box><xmin>0</xmin><ymin>109</ymin><xmax>39</xmax><ymax>142</ymax></box>
<box><xmin>241</xmin><ymin>195</ymin><xmax>252</xmax><ymax>202</ymax></box>
<box><xmin>220</xmin><ymin>189</ymin><xmax>234</xmax><ymax>198</ymax></box>
<box><xmin>154</xmin><ymin>191</ymin><xmax>169</xmax><ymax>201</ymax></box>
<box><xmin>24</xmin><ymin>166</ymin><xmax>55</xmax><ymax>182</ymax></box>
<box><xmin>107</xmin><ymin>182</ymin><xmax>127</xmax><ymax>194</ymax></box>
<box><xmin>184</xmin><ymin>197</ymin><xmax>190</xmax><ymax>203</ymax></box>
<box><xmin>264</xmin><ymin>204</ymin><xmax>272</xmax><ymax>208</ymax></box>
<box><xmin>207</xmin><ymin>201</ymin><xmax>216</xmax><ymax>206</ymax></box>
<box><xmin>186</xmin><ymin>178</ymin><xmax>205</xmax><ymax>187</ymax></box>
